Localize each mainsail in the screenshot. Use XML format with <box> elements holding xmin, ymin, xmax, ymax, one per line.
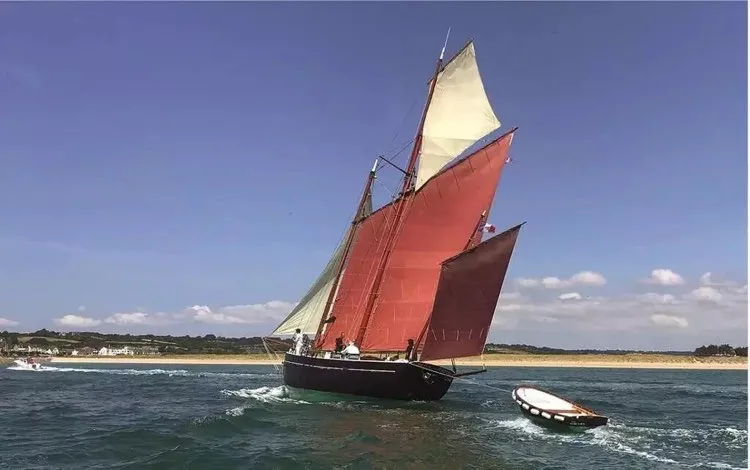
<box><xmin>271</xmin><ymin>189</ymin><xmax>373</xmax><ymax>336</ymax></box>
<box><xmin>419</xmin><ymin>223</ymin><xmax>523</xmax><ymax>361</ymax></box>
<box><xmin>415</xmin><ymin>42</ymin><xmax>501</xmax><ymax>190</ymax></box>
<box><xmin>319</xmin><ymin>129</ymin><xmax>515</xmax><ymax>351</ymax></box>
<box><xmin>272</xmin><ymin>38</ymin><xmax>520</xmax><ymax>366</ymax></box>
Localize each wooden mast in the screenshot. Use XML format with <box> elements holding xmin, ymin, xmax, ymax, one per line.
<box><xmin>353</xmin><ymin>40</ymin><xmax>450</xmax><ymax>348</ymax></box>
<box><xmin>312</xmin><ymin>158</ymin><xmax>379</xmax><ymax>352</ymax></box>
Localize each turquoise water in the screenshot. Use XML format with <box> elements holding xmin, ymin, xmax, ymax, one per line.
<box><xmin>0</xmin><ymin>364</ymin><xmax>746</xmax><ymax>469</ymax></box>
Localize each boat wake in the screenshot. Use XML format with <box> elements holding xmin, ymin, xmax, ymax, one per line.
<box><xmin>5</xmin><ymin>365</ymin><xmax>273</xmax><ymax>379</ymax></box>
<box><xmin>491</xmin><ymin>417</ymin><xmax>747</xmax><ymax>469</ymax></box>
<box><xmin>7</xmin><ymin>365</ymin><xmax>48</xmax><ymax>372</ymax></box>
<box><xmin>221</xmin><ymin>386</ymin><xmax>311</xmax><ymax>416</ymax></box>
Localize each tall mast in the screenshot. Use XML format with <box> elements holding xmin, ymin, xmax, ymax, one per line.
<box><xmin>312</xmin><ymin>158</ymin><xmax>379</xmax><ymax>351</ymax></box>
<box><xmin>353</xmin><ymin>39</ymin><xmax>448</xmax><ymax>348</ymax></box>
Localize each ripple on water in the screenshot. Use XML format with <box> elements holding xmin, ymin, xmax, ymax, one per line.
<box><xmin>0</xmin><ymin>365</ymin><xmax>745</xmax><ymax>470</ymax></box>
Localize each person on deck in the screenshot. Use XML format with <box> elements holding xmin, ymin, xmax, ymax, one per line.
<box><xmin>291</xmin><ymin>328</ymin><xmax>303</xmax><ymax>355</ymax></box>
<box><xmin>334</xmin><ymin>334</ymin><xmax>345</xmax><ymax>354</ymax></box>
<box><xmin>405</xmin><ymin>339</ymin><xmax>415</xmax><ymax>361</ymax></box>
<box><xmin>342</xmin><ymin>341</ymin><xmax>360</xmax><ymax>359</ymax></box>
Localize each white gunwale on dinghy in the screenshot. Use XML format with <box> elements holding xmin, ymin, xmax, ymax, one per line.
<box><xmin>511</xmin><ymin>384</ymin><xmax>608</xmax><ymax>430</ymax></box>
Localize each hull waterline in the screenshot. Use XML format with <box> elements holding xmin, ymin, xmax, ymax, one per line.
<box><xmin>282</xmin><ymin>353</ymin><xmax>454</xmax><ymax>401</ymax></box>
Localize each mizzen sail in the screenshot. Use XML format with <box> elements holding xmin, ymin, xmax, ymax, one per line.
<box><xmin>419</xmin><ymin>222</ymin><xmax>523</xmax><ymax>361</ymax></box>
<box><xmin>415</xmin><ymin>41</ymin><xmax>501</xmax><ymax>190</ymax></box>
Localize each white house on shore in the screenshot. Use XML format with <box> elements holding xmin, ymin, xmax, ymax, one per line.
<box><xmin>98</xmin><ymin>346</ymin><xmax>135</xmax><ymax>356</ymax></box>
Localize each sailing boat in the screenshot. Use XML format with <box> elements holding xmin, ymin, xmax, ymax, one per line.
<box><xmin>266</xmin><ymin>38</ymin><xmax>523</xmax><ymax>401</ymax></box>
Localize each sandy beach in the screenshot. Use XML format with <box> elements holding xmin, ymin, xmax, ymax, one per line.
<box><xmin>47</xmin><ymin>354</ymin><xmax>748</xmax><ymax>370</ymax></box>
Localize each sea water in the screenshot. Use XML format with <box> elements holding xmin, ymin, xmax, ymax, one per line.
<box><xmin>0</xmin><ymin>364</ymin><xmax>746</xmax><ymax>469</ymax></box>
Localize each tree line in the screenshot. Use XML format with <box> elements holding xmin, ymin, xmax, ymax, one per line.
<box><xmin>693</xmin><ymin>344</ymin><xmax>747</xmax><ymax>357</ymax></box>
<box><xmin>0</xmin><ymin>329</ymin><xmax>290</xmax><ymax>355</ymax></box>
<box><xmin>1</xmin><ymin>331</ymin><xmax>746</xmax><ymax>356</ymax></box>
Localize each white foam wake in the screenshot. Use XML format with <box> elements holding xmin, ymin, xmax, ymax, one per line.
<box><xmin>220</xmin><ymin>386</ymin><xmax>310</xmax><ymax>416</ymax></box>
<box><xmin>491</xmin><ymin>417</ymin><xmax>746</xmax><ymax>468</ymax></box>
<box><xmin>6</xmin><ymin>365</ymin><xmax>271</xmax><ymax>379</ymax></box>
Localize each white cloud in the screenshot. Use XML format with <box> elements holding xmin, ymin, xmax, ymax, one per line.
<box><xmin>54</xmin><ymin>315</ymin><xmax>101</xmax><ymax>328</ymax></box>
<box><xmin>642</xmin><ymin>268</ymin><xmax>685</xmax><ymax>286</ymax></box>
<box><xmin>516</xmin><ymin>278</ymin><xmax>540</xmax><ymax>288</ymax></box>
<box><xmin>636</xmin><ymin>293</ymin><xmax>677</xmax><ymax>304</ymax></box>
<box><xmin>699</xmin><ymin>272</ymin><xmax>714</xmax><ymax>286</ymax></box>
<box><xmin>186</xmin><ymin>301</ymin><xmax>295</xmax><ymax>325</ymax></box>
<box><xmin>558</xmin><ymin>292</ymin><xmax>582</xmax><ymax>301</ymax></box>
<box><xmin>187</xmin><ymin>305</ymin><xmax>248</xmax><ymax>325</ymax></box>
<box><xmin>41</xmin><ymin>270</ymin><xmax>746</xmax><ymax>349</ymax></box>
<box><xmin>494</xmin><ymin>274</ymin><xmax>747</xmax><ymax>337</ymax></box>
<box><xmin>649</xmin><ymin>314</ymin><xmax>689</xmax><ymax>329</ymax></box>
<box><xmin>515</xmin><ymin>271</ymin><xmax>607</xmax><ymax>289</ymax></box>
<box><xmin>569</xmin><ymin>271</ymin><xmax>607</xmax><ymax>286</ymax></box>
<box><xmin>499</xmin><ymin>291</ymin><xmax>523</xmax><ymax>300</ymax></box>
<box><xmin>51</xmin><ymin>301</ymin><xmax>297</xmax><ymax>331</ymax></box>
<box><xmin>0</xmin><ymin>317</ymin><xmax>19</xmax><ymax>327</ymax></box>
<box><xmin>687</xmin><ymin>286</ymin><xmax>723</xmax><ymax>303</ymax></box>
<box><xmin>104</xmin><ymin>312</ymin><xmax>174</xmax><ymax>326</ymax></box>
<box><xmin>77</xmin><ymin>305</ymin><xmax>86</xmax><ymax>312</ymax></box>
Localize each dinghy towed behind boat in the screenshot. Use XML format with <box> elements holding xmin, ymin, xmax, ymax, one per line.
<box><xmin>511</xmin><ymin>384</ymin><xmax>608</xmax><ymax>431</ymax></box>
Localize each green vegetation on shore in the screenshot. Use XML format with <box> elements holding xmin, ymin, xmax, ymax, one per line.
<box><xmin>0</xmin><ymin>330</ymin><xmax>746</xmax><ymax>357</ymax></box>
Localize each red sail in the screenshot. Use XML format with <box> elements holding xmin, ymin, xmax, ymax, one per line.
<box><xmin>360</xmin><ymin>130</ymin><xmax>515</xmax><ymax>352</ymax></box>
<box><xmin>318</xmin><ymin>203</ymin><xmax>396</xmax><ymax>350</ymax></box>
<box><xmin>420</xmin><ymin>223</ymin><xmax>523</xmax><ymax>361</ymax></box>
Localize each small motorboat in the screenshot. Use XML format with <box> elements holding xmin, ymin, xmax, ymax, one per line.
<box><xmin>13</xmin><ymin>358</ymin><xmax>43</xmax><ymax>371</ymax></box>
<box><xmin>511</xmin><ymin>384</ymin><xmax>608</xmax><ymax>431</ymax></box>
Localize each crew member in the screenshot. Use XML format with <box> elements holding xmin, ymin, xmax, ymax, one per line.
<box><xmin>291</xmin><ymin>328</ymin><xmax>303</xmax><ymax>355</ymax></box>
<box><xmin>342</xmin><ymin>341</ymin><xmax>360</xmax><ymax>359</ymax></box>
<box><xmin>405</xmin><ymin>339</ymin><xmax>415</xmax><ymax>361</ymax></box>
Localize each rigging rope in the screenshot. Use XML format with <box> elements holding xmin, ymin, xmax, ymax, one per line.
<box><xmin>385</xmin><ymin>99</ymin><xmax>419</xmax><ymax>151</ymax></box>
<box><xmin>261</xmin><ymin>337</ymin><xmax>283</xmax><ymax>376</ymax></box>
<box><xmin>407</xmin><ymin>361</ymin><xmax>512</xmax><ymax>394</ymax></box>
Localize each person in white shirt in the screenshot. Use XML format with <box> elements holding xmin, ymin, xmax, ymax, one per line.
<box><xmin>341</xmin><ymin>341</ymin><xmax>360</xmax><ymax>359</ymax></box>
<box><xmin>291</xmin><ymin>328</ymin><xmax>303</xmax><ymax>355</ymax></box>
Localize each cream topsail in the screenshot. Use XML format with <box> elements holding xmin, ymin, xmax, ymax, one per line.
<box><xmin>415</xmin><ymin>41</ymin><xmax>501</xmax><ymax>190</ymax></box>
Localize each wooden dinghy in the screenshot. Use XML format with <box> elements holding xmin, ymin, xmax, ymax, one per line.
<box><xmin>511</xmin><ymin>384</ymin><xmax>608</xmax><ymax>431</ymax></box>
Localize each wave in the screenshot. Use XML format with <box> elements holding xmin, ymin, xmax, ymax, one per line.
<box><xmin>221</xmin><ymin>386</ymin><xmax>310</xmax><ymax>416</ymax></box>
<box><xmin>489</xmin><ymin>417</ymin><xmax>746</xmax><ymax>468</ymax></box>
<box><xmin>5</xmin><ymin>365</ymin><xmax>273</xmax><ymax>379</ymax></box>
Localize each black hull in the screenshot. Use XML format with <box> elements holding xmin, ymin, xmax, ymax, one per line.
<box><xmin>282</xmin><ymin>353</ymin><xmax>454</xmax><ymax>401</ymax></box>
<box><xmin>517</xmin><ymin>407</ymin><xmax>607</xmax><ymax>432</ymax></box>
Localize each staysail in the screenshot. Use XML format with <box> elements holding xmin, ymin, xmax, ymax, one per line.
<box><xmin>271</xmin><ymin>189</ymin><xmax>373</xmax><ymax>336</ymax></box>
<box><xmin>419</xmin><ymin>223</ymin><xmax>523</xmax><ymax>361</ymax></box>
<box><xmin>415</xmin><ymin>41</ymin><xmax>501</xmax><ymax>190</ymax></box>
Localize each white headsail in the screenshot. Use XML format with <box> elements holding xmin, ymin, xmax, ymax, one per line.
<box><xmin>270</xmin><ymin>190</ymin><xmax>373</xmax><ymax>336</ymax></box>
<box><xmin>415</xmin><ymin>41</ymin><xmax>501</xmax><ymax>190</ymax></box>
<box><xmin>270</xmin><ymin>229</ymin><xmax>350</xmax><ymax>336</ymax></box>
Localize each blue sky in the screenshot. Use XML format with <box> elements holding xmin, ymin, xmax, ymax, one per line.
<box><xmin>0</xmin><ymin>2</ymin><xmax>746</xmax><ymax>348</ymax></box>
